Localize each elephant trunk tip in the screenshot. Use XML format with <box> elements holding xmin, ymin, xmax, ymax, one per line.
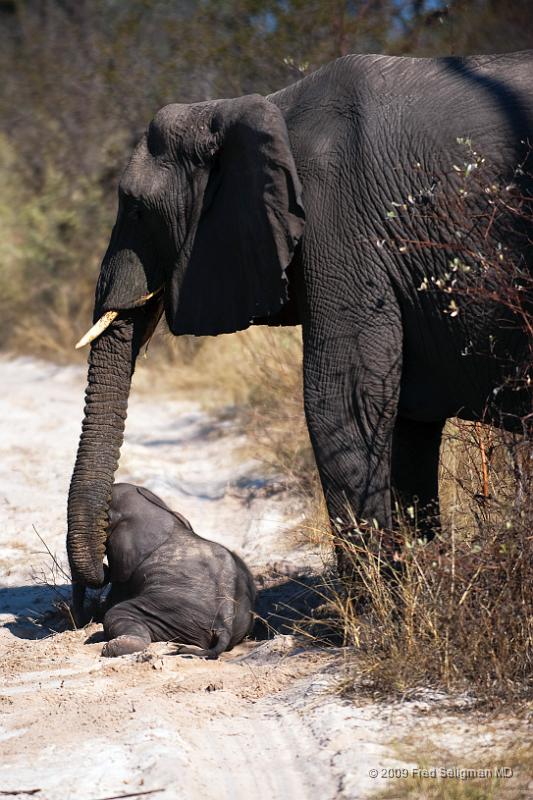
<box><xmin>67</xmin><ymin>538</ymin><xmax>107</xmax><ymax>588</ymax></box>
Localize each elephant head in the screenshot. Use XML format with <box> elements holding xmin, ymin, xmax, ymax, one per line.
<box><xmin>67</xmin><ymin>95</ymin><xmax>305</xmax><ymax>587</ymax></box>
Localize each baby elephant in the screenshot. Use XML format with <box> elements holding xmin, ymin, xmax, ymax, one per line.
<box><xmin>100</xmin><ymin>483</ymin><xmax>256</xmax><ymax>658</ymax></box>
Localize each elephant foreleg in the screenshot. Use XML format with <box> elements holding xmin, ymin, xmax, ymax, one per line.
<box><xmin>102</xmin><ymin>600</ymin><xmax>151</xmax><ymax>657</ymax></box>
<box><xmin>303</xmin><ymin>292</ymin><xmax>402</xmax><ymax>572</ymax></box>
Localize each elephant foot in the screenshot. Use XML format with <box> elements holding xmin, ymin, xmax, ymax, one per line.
<box><xmin>101</xmin><ymin>635</ymin><xmax>149</xmax><ymax>657</ymax></box>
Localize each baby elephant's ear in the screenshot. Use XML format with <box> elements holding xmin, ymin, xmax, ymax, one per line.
<box><xmin>167</xmin><ymin>94</ymin><xmax>305</xmax><ymax>336</ymax></box>
<box><xmin>106</xmin><ymin>524</ymin><xmax>138</xmax><ymax>583</ymax></box>
<box><xmin>106</xmin><ymin>519</ymin><xmax>148</xmax><ymax>584</ymax></box>
<box><xmin>135</xmin><ymin>487</ymin><xmax>193</xmax><ymax>531</ymax></box>
<box><xmin>106</xmin><ymin>487</ymin><xmax>178</xmax><ymax>583</ymax></box>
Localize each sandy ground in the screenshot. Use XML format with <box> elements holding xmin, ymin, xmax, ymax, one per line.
<box><xmin>0</xmin><ymin>356</ymin><xmax>530</xmax><ymax>800</ymax></box>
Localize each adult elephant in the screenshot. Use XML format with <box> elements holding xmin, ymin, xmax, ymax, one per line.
<box><xmin>68</xmin><ymin>51</ymin><xmax>533</xmax><ymax>587</ymax></box>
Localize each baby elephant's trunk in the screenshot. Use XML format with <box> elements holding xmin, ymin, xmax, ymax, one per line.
<box><xmin>71</xmin><ymin>582</ymin><xmax>86</xmax><ymax>628</ymax></box>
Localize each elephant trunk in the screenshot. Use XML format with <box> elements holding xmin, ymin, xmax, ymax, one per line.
<box><xmin>67</xmin><ymin>310</ymin><xmax>146</xmax><ymax>587</ymax></box>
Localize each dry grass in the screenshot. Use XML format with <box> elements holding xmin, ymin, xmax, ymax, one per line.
<box><xmin>237</xmin><ymin>327</ymin><xmax>318</xmax><ymax>493</ymax></box>
<box><xmin>239</xmin><ymin>386</ymin><xmax>533</xmax><ymax>704</ymax></box>
<box><xmin>133</xmin><ymin>327</ymin><xmax>257</xmax><ymax>406</ymax></box>
<box><xmin>29</xmin><ymin>526</ymin><xmax>77</xmax><ymax>633</ymax></box>
<box><xmin>374</xmin><ymin>740</ymin><xmax>533</xmax><ymax>800</ymax></box>
<box><xmin>283</xmin><ymin>423</ymin><xmax>533</xmax><ymax>705</ymax></box>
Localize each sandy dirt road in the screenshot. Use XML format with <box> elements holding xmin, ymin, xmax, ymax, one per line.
<box><xmin>0</xmin><ymin>357</ymin><xmax>529</xmax><ymax>800</ymax></box>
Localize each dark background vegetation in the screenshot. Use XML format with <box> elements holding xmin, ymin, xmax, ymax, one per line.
<box><xmin>0</xmin><ymin>0</ymin><xmax>532</xmax><ymax>354</ymax></box>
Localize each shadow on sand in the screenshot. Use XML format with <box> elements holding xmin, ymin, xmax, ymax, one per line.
<box><xmin>252</xmin><ymin>572</ymin><xmax>334</xmax><ymax>640</ymax></box>
<box><xmin>0</xmin><ymin>583</ymin><xmax>73</xmax><ymax>640</ymax></box>
<box><xmin>1</xmin><ymin>571</ymin><xmax>340</xmax><ymax>644</ymax></box>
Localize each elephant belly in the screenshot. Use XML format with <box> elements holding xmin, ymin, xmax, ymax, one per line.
<box><xmin>398</xmin><ymin>375</ymin><xmax>454</xmax><ymax>422</ymax></box>
<box><xmin>398</xmin><ymin>330</ymin><xmax>525</xmax><ymax>426</ymax></box>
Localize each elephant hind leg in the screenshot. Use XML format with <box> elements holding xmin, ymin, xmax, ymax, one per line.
<box><xmin>102</xmin><ymin>600</ymin><xmax>151</xmax><ymax>657</ymax></box>
<box><xmin>391</xmin><ymin>417</ymin><xmax>445</xmax><ymax>539</ymax></box>
<box><xmin>175</xmin><ymin>629</ymin><xmax>232</xmax><ymax>660</ymax></box>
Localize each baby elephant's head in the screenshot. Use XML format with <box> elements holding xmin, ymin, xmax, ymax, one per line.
<box><xmin>105</xmin><ymin>483</ymin><xmax>178</xmax><ymax>583</ymax></box>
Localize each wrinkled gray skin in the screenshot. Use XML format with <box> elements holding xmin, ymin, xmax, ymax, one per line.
<box><xmin>68</xmin><ymin>52</ymin><xmax>533</xmax><ymax>589</ymax></box>
<box><xmin>93</xmin><ymin>483</ymin><xmax>256</xmax><ymax>658</ymax></box>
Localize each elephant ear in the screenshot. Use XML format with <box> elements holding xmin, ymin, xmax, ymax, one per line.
<box><xmin>167</xmin><ymin>95</ymin><xmax>305</xmax><ymax>336</ymax></box>
<box><xmin>105</xmin><ymin>522</ymin><xmax>139</xmax><ymax>584</ymax></box>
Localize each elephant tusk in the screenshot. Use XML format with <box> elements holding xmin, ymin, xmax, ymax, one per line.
<box><xmin>74</xmin><ymin>289</ymin><xmax>163</xmax><ymax>349</ymax></box>
<box><xmin>75</xmin><ymin>310</ymin><xmax>119</xmax><ymax>349</ymax></box>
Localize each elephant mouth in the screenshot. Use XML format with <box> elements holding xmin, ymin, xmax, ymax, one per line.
<box><xmin>75</xmin><ymin>287</ymin><xmax>164</xmax><ymax>349</ymax></box>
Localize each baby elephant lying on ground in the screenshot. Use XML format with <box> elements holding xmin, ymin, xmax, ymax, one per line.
<box><xmin>99</xmin><ymin>483</ymin><xmax>256</xmax><ymax>658</ymax></box>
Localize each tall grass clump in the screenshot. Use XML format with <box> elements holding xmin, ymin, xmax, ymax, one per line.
<box><xmin>240</xmin><ymin>327</ymin><xmax>318</xmax><ymax>495</ymax></box>
<box><xmin>324</xmin><ymin>473</ymin><xmax>532</xmax><ymax>701</ymax></box>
